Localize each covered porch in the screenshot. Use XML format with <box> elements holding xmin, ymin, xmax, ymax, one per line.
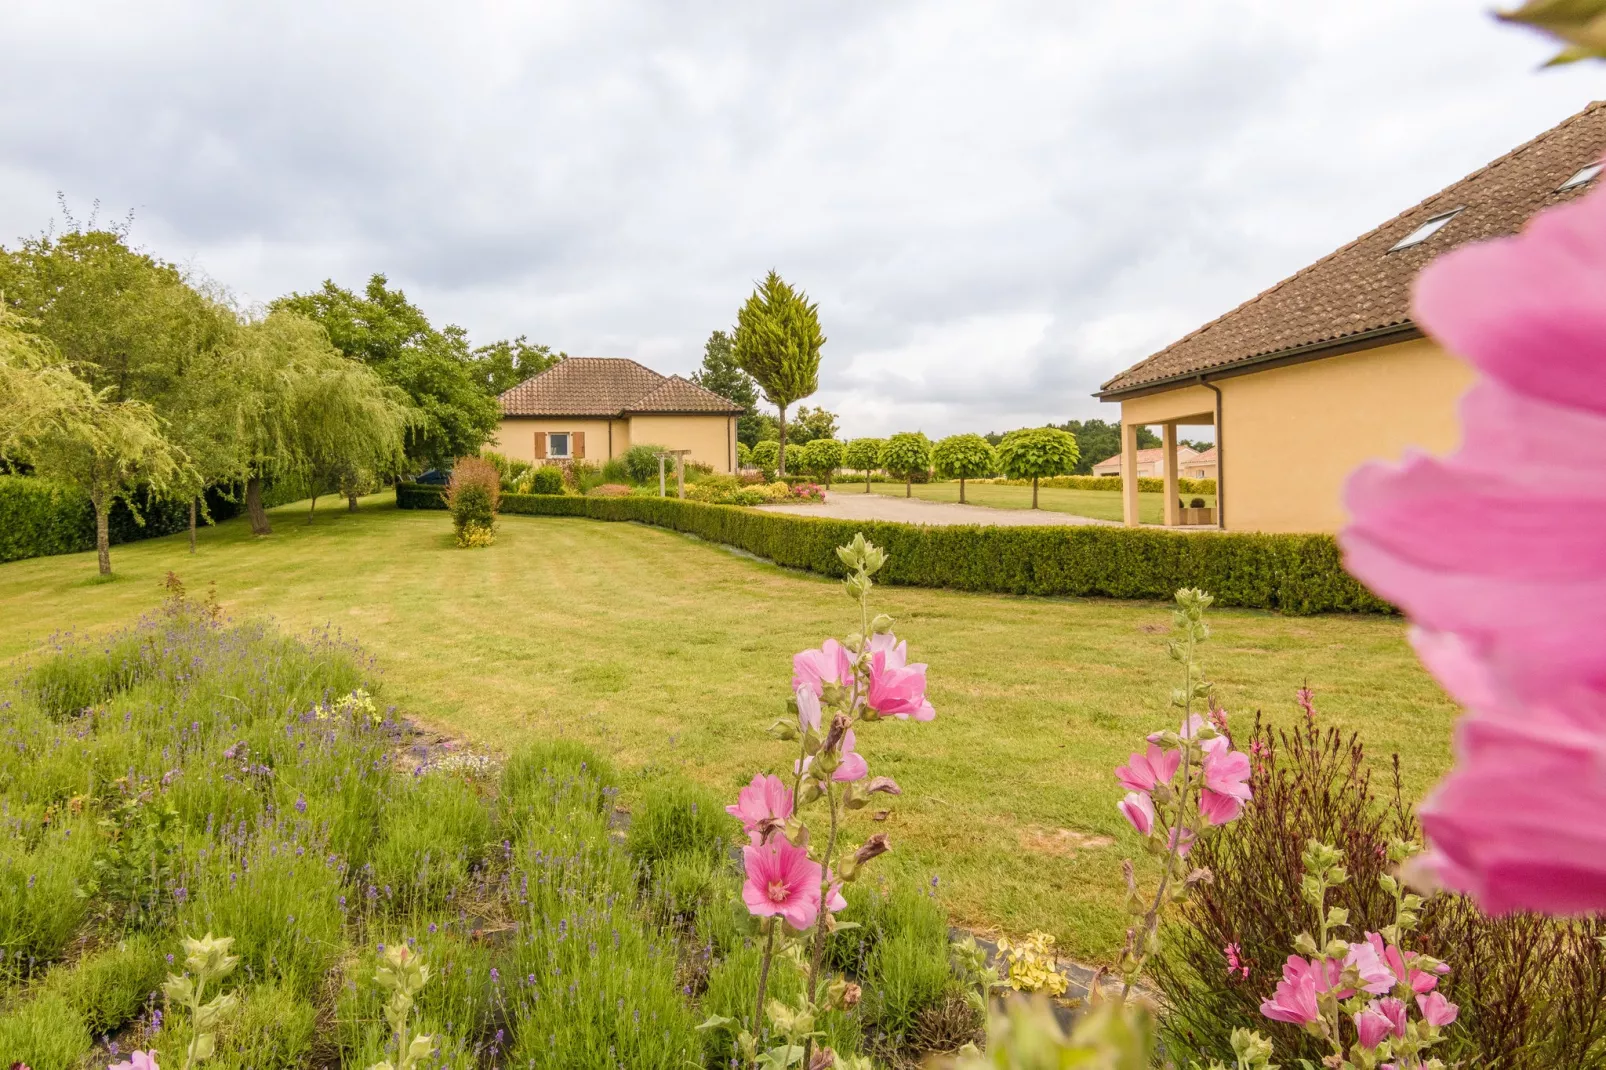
<box><xmin>1116</xmin><ymin>384</ymin><xmax>1220</xmax><ymax>529</ymax></box>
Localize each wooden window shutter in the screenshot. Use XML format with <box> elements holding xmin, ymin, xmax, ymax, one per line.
<box><xmin>573</xmin><ymin>431</ymin><xmax>586</xmax><ymax>459</ymax></box>
<box><xmin>533</xmin><ymin>433</ymin><xmax>547</xmax><ymax>459</ymax></box>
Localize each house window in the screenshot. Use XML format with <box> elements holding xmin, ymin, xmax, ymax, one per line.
<box><xmin>547</xmin><ymin>433</ymin><xmax>571</xmax><ymax>459</ymax></box>
<box><xmin>1388</xmin><ymin>208</ymin><xmax>1462</xmax><ymax>252</ymax></box>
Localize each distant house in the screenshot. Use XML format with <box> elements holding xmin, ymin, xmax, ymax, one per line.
<box><xmin>1095</xmin><ymin>101</ymin><xmax>1606</xmax><ymax>532</ymax></box>
<box><xmin>1181</xmin><ymin>447</ymin><xmax>1217</xmax><ymax>481</ymax></box>
<box><xmin>1090</xmin><ymin>445</ymin><xmax>1201</xmax><ymax>479</ymax></box>
<box><xmin>492</xmin><ymin>358</ymin><xmax>744</xmax><ymax>473</ymax></box>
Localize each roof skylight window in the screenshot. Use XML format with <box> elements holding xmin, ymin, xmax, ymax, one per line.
<box><xmin>1388</xmin><ymin>209</ymin><xmax>1462</xmax><ymax>252</ymax></box>
<box><xmin>1558</xmin><ymin>163</ymin><xmax>1603</xmax><ymax>192</ymax></box>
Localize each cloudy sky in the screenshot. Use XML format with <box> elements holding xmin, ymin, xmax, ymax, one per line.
<box><xmin>1</xmin><ymin>2</ymin><xmax>1597</xmax><ymax>438</ymax></box>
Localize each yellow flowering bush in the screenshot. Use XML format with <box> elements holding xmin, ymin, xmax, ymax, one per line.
<box><xmin>320</xmin><ymin>687</ymin><xmax>382</xmax><ymax>726</ymax></box>
<box><xmin>995</xmin><ymin>931</ymin><xmax>1067</xmax><ymax>996</ymax></box>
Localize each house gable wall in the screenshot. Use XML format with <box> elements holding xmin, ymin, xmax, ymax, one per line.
<box><xmin>625</xmin><ymin>414</ymin><xmax>737</xmax><ymax>474</ymax></box>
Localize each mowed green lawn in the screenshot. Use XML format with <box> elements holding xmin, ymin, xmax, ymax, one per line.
<box><xmin>858</xmin><ymin>480</ymin><xmax>1215</xmax><ymax>523</ymax></box>
<box><xmin>0</xmin><ymin>496</ymin><xmax>1454</xmax><ymax>962</ymax></box>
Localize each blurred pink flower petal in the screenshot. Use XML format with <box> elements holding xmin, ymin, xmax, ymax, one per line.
<box><xmin>867</xmin><ymin>644</ymin><xmax>935</xmax><ymax>721</ymax></box>
<box><xmin>726</xmin><ymin>774</ymin><xmax>794</xmax><ymax>845</ymax></box>
<box><xmin>793</xmin><ymin>639</ymin><xmax>852</xmax><ymax>697</ymax></box>
<box><xmin>1354</xmin><ymin>1005</ymin><xmax>1393</xmax><ymax>1051</ymax></box>
<box><xmin>1118</xmin><ymin>791</ymin><xmax>1154</xmax><ymax>836</ymax></box>
<box><xmin>1346</xmin><ymin>937</ymin><xmax>1397</xmax><ymax>995</ymax></box>
<box><xmin>1416</xmin><ymin>990</ymin><xmax>1460</xmax><ymax>1027</ymax></box>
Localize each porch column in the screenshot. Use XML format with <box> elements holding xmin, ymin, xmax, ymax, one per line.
<box><xmin>1163</xmin><ymin>423</ymin><xmax>1181</xmax><ymax>527</ymax></box>
<box><xmin>1121</xmin><ymin>422</ymin><xmax>1140</xmax><ymax>527</ymax></box>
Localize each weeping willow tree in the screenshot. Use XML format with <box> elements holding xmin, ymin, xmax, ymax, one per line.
<box><xmin>0</xmin><ymin>305</ymin><xmax>98</xmax><ymax>459</ymax></box>
<box><xmin>195</xmin><ymin>311</ymin><xmax>409</xmax><ymax>535</ymax></box>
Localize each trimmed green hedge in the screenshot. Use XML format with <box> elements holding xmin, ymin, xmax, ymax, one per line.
<box><xmin>0</xmin><ymin>475</ymin><xmax>321</xmax><ymax>565</ymax></box>
<box><xmin>977</xmin><ymin>474</ymin><xmax>1218</xmax><ymax>495</ymax></box>
<box><xmin>395</xmin><ymin>483</ymin><xmax>1386</xmax><ymax>615</ymax></box>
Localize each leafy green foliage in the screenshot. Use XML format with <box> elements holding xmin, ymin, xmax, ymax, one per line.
<box><xmin>733</xmin><ymin>271</ymin><xmax>825</xmax><ymax>473</ymax></box>
<box><xmin>787</xmin><ymin>404</ymin><xmax>839</xmax><ymax>446</ymax></box>
<box><xmin>468</xmin><ymin>336</ymin><xmax>562</xmax><ymax>395</ymax></box>
<box><xmin>750</xmin><ymin>440</ymin><xmax>780</xmax><ymax>474</ymax></box>
<box><xmin>783</xmin><ymin>441</ymin><xmax>802</xmax><ymax>474</ymax></box>
<box><xmin>0</xmin><ymin>819</ymin><xmax>96</xmax><ymax>980</ymax></box>
<box><xmin>693</xmin><ymin>329</ymin><xmax>769</xmax><ymax>447</ymax></box>
<box><xmin>736</xmin><ymin>442</ymin><xmax>753</xmax><ymax>467</ymax></box>
<box><xmin>273</xmin><ymin>274</ymin><xmax>498</xmax><ymax>466</ymax></box>
<box><xmin>370</xmin><ymin>771</ymin><xmax>494</xmax><ymax>909</ymax></box>
<box><xmin>1031</xmin><ymin>418</ymin><xmax>1159</xmax><ymax>474</ymax></box>
<box><xmin>0</xmin><ymin>989</ymin><xmax>91</xmax><ymax>1070</ymax></box>
<box><xmin>879</xmin><ymin>432</ymin><xmax>933</xmax><ymax>490</ymax></box>
<box><xmin>843</xmin><ymin>439</ymin><xmax>884</xmax><ymax>490</ymax></box>
<box><xmin>997</xmin><ymin>426</ymin><xmax>1079</xmax><ymax>481</ymax></box>
<box><xmin>931</xmin><ymin>434</ymin><xmax>998</xmax><ymax>481</ymax></box>
<box><xmin>530</xmin><ymin>465</ymin><xmax>565</xmax><ymax>494</ymax></box>
<box><xmin>622</xmin><ymin>443</ymin><xmax>671</xmax><ymax>483</ymax></box>
<box><xmin>446</xmin><ymin>456</ymin><xmax>500</xmax><ymax>546</ymax></box>
<box><xmin>41</xmin><ymin>934</ymin><xmax>167</xmax><ymax>1037</ymax></box>
<box><xmin>625</xmin><ymin>775</ymin><xmax>730</xmax><ymax>873</ymax></box>
<box><xmin>397</xmin><ymin>484</ymin><xmax>1392</xmax><ymax>614</ymax></box>
<box><xmin>799</xmin><ymin>437</ymin><xmax>844</xmax><ymax>484</ymax></box>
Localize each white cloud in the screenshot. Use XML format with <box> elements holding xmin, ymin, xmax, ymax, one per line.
<box><xmin>0</xmin><ymin>0</ymin><xmax>1597</xmax><ymax>438</ymax></box>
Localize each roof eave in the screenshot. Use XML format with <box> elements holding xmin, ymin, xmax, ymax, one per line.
<box><xmin>1093</xmin><ymin>322</ymin><xmax>1424</xmax><ymax>401</ymax></box>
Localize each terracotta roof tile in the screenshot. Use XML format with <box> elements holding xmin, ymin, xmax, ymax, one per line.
<box><xmin>1099</xmin><ymin>101</ymin><xmax>1606</xmax><ymax>397</ymax></box>
<box><xmin>624</xmin><ymin>375</ymin><xmax>745</xmax><ymax>414</ymax></box>
<box><xmin>498</xmin><ymin>358</ymin><xmax>741</xmax><ymax>417</ymax></box>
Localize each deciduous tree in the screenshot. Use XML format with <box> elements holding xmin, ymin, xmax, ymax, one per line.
<box><xmin>879</xmin><ymin>432</ymin><xmax>932</xmax><ymax>498</ymax></box>
<box><xmin>932</xmin><ymin>433</ymin><xmax>998</xmax><ymax>504</ymax></box>
<box><xmin>843</xmin><ymin>438</ymin><xmax>883</xmax><ymax>494</ymax></box>
<box><xmin>799</xmin><ymin>437</ymin><xmax>844</xmax><ymax>487</ymax></box>
<box><xmin>997</xmin><ymin>426</ymin><xmax>1080</xmax><ymax>508</ymax></box>
<box><xmin>469</xmin><ymin>336</ymin><xmax>562</xmax><ymax>395</ymax></box>
<box><xmin>733</xmin><ymin>271</ymin><xmax>824</xmax><ymax>476</ymax></box>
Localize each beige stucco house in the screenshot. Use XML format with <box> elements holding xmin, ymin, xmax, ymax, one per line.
<box><xmin>1096</xmin><ymin>101</ymin><xmax>1606</xmax><ymax>533</ymax></box>
<box><xmin>1091</xmin><ymin>445</ymin><xmax>1201</xmax><ymax>479</ymax></box>
<box><xmin>492</xmin><ymin>357</ymin><xmax>744</xmax><ymax>472</ymax></box>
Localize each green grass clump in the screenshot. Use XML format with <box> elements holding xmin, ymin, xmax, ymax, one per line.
<box><xmin>370</xmin><ymin>770</ymin><xmax>494</xmax><ymax>909</ymax></box>
<box><xmin>0</xmin><ymin>989</ymin><xmax>92</xmax><ymax>1070</ymax></box>
<box><xmin>0</xmin><ymin>818</ymin><xmax>96</xmax><ymax>980</ymax></box>
<box><xmin>151</xmin><ymin>981</ymin><xmax>317</xmax><ymax>1069</ymax></box>
<box><xmin>626</xmin><ymin>774</ymin><xmax>730</xmax><ymax>874</ymax></box>
<box><xmin>28</xmin><ymin>627</ymin><xmax>151</xmax><ymax>718</ymax></box>
<box><xmin>336</xmin><ymin>921</ymin><xmax>502</xmax><ymax>1058</ymax></box>
<box><xmin>40</xmin><ymin>933</ymin><xmax>167</xmax><ymax>1036</ymax></box>
<box><xmin>501</xmin><ymin>740</ymin><xmax>617</xmax><ymax>828</ymax></box>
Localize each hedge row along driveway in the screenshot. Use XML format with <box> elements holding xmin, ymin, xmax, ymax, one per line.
<box><xmin>396</xmin><ymin>484</ymin><xmax>1389</xmax><ymax>615</ymax></box>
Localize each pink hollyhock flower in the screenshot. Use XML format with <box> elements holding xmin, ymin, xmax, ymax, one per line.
<box><xmin>1260</xmin><ymin>957</ymin><xmax>1325</xmax><ymax>1025</ymax></box>
<box><xmin>793</xmin><ymin>639</ymin><xmax>852</xmax><ymax>698</ymax></box>
<box><xmin>795</xmin><ymin>728</ymin><xmax>869</xmax><ymax>783</ymax></box>
<box><xmin>796</xmin><ymin>685</ymin><xmax>823</xmax><ymax>734</ymax></box>
<box><xmin>1118</xmin><ymin>791</ymin><xmax>1155</xmax><ymax>836</ymax></box>
<box><xmin>1345</xmin><ymin>938</ymin><xmax>1397</xmax><ymax>995</ymax></box>
<box><xmin>1354</xmin><ymin>1005</ymin><xmax>1394</xmax><ymax>1051</ymax></box>
<box><xmin>1225</xmin><ymin>942</ymin><xmax>1249</xmax><ymax>980</ymax></box>
<box><xmin>742</xmin><ymin>836</ymin><xmax>823</xmax><ymax>931</ymax></box>
<box><xmin>1364</xmin><ymin>932</ymin><xmax>1445</xmax><ymax>994</ymax></box>
<box><xmin>109</xmin><ymin>1055</ymin><xmax>159</xmax><ymax>1070</ymax></box>
<box><xmin>1200</xmin><ymin>738</ymin><xmax>1252</xmax><ymax>822</ymax></box>
<box><xmin>1115</xmin><ymin>743</ymin><xmax>1181</xmax><ymax>793</ymax></box>
<box><xmin>866</xmin><ymin>634</ymin><xmax>936</xmax><ymax>721</ymax></box>
<box><xmin>1376</xmin><ymin>997</ymin><xmax>1409</xmax><ymax>1037</ymax></box>
<box><xmin>1340</xmin><ymin>178</ymin><xmax>1606</xmax><ymax>914</ymax></box>
<box><xmin>726</xmin><ymin>774</ymin><xmax>794</xmax><ymax>844</ymax></box>
<box><xmin>825</xmin><ymin>869</ymin><xmax>847</xmax><ymax>914</ymax></box>
<box><xmin>1416</xmin><ymin>991</ymin><xmax>1459</xmax><ymax>1027</ymax></box>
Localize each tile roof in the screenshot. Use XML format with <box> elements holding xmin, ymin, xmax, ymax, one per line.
<box><xmin>624</xmin><ymin>375</ymin><xmax>746</xmax><ymax>414</ymax></box>
<box><xmin>1099</xmin><ymin>101</ymin><xmax>1606</xmax><ymax>398</ymax></box>
<box><xmin>498</xmin><ymin>358</ymin><xmax>743</xmax><ymax>417</ymax></box>
<box><xmin>1091</xmin><ymin>446</ymin><xmax>1199</xmax><ymax>471</ymax></box>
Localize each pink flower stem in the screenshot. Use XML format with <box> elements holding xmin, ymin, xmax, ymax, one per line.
<box><xmin>804</xmin><ymin>778</ymin><xmax>841</xmax><ymax>1066</ymax></box>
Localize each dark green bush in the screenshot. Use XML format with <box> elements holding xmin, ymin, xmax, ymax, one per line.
<box><xmin>395</xmin><ymin>484</ymin><xmax>1391</xmax><ymax>614</ymax></box>
<box><xmin>530</xmin><ymin>465</ymin><xmax>565</xmax><ymax>494</ymax></box>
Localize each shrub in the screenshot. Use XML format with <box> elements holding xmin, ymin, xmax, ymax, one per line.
<box><xmin>685</xmin><ymin>474</ymin><xmax>742</xmax><ymax>503</ymax></box>
<box><xmin>997</xmin><ymin>427</ymin><xmax>1080</xmax><ymax>508</ymax></box>
<box><xmin>737</xmin><ymin>441</ymin><xmax>754</xmax><ymax>468</ymax></box>
<box><xmin>446</xmin><ymin>455</ymin><xmax>500</xmax><ymax>547</ymax></box>
<box><xmin>530</xmin><ymin>465</ymin><xmax>565</xmax><ymax>495</ymax></box>
<box><xmin>483</xmin><ymin>449</ymin><xmax>534</xmax><ymax>488</ymax></box>
<box><xmin>1190</xmin><ymin>496</ymin><xmax>1206</xmax><ymax>508</ymax></box>
<box><xmin>843</xmin><ymin>437</ymin><xmax>885</xmax><ymax>492</ymax></box>
<box><xmin>394</xmin><ymin>484</ymin><xmax>1392</xmax><ymax>614</ymax></box>
<box><xmin>799</xmin><ymin>437</ymin><xmax>845</xmax><ymax>485</ymax></box>
<box><xmin>159</xmin><ymin>981</ymin><xmax>319</xmax><ymax>1070</ymax></box>
<box><xmin>879</xmin><ymin>432</ymin><xmax>933</xmax><ymax>497</ymax></box>
<box><xmin>750</xmin><ymin>439</ymin><xmax>780</xmax><ymax>474</ymax></box>
<box><xmin>1152</xmin><ymin>708</ymin><xmax>1606</xmax><ymax>1068</ymax></box>
<box><xmin>979</xmin><ymin>473</ymin><xmax>1217</xmax><ymax>495</ymax></box>
<box><xmin>783</xmin><ymin>441</ymin><xmax>802</xmax><ymax>475</ymax></box>
<box><xmin>500</xmin><ymin>740</ymin><xmax>617</xmax><ymax>829</ymax></box>
<box><xmin>41</xmin><ymin>934</ymin><xmax>167</xmax><ymax>1036</ymax></box>
<box><xmin>932</xmin><ymin>434</ymin><xmax>998</xmax><ymax>504</ymax></box>
<box><xmin>0</xmin><ymin>819</ymin><xmax>96</xmax><ymax>979</ymax></box>
<box><xmin>600</xmin><ymin>457</ymin><xmax>631</xmax><ymax>483</ymax></box>
<box><xmin>370</xmin><ymin>770</ymin><xmax>494</xmax><ymax>909</ymax></box>
<box><xmin>586</xmin><ymin>482</ymin><xmax>633</xmax><ymax>498</ymax></box>
<box><xmin>622</xmin><ymin>443</ymin><xmax>670</xmax><ymax>484</ymax></box>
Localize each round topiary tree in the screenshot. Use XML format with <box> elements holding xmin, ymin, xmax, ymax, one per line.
<box><xmin>843</xmin><ymin>437</ymin><xmax>884</xmax><ymax>494</ymax></box>
<box><xmin>783</xmin><ymin>442</ymin><xmax>803</xmax><ymax>477</ymax></box>
<box><xmin>879</xmin><ymin>432</ymin><xmax>933</xmax><ymax>499</ymax></box>
<box><xmin>997</xmin><ymin>426</ymin><xmax>1079</xmax><ymax>508</ymax></box>
<box><xmin>736</xmin><ymin>441</ymin><xmax>753</xmax><ymax>469</ymax></box>
<box><xmin>931</xmin><ymin>433</ymin><xmax>998</xmax><ymax>505</ymax></box>
<box><xmin>799</xmin><ymin>437</ymin><xmax>844</xmax><ymax>487</ymax></box>
<box><xmin>750</xmin><ymin>439</ymin><xmax>780</xmax><ymax>476</ymax></box>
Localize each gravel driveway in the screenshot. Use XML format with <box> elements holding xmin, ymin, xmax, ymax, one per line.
<box><xmin>754</xmin><ymin>491</ymin><xmax>1120</xmax><ymax>527</ymax></box>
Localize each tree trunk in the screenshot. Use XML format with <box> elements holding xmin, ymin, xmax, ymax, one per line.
<box><xmin>1032</xmin><ymin>476</ymin><xmax>1039</xmax><ymax>509</ymax></box>
<box><xmin>960</xmin><ymin>477</ymin><xmax>967</xmax><ymax>504</ymax></box>
<box><xmin>245</xmin><ymin>476</ymin><xmax>271</xmax><ymax>535</ymax></box>
<box><xmin>92</xmin><ymin>487</ymin><xmax>111</xmax><ymax>576</ymax></box>
<box><xmin>307</xmin><ymin>493</ymin><xmax>319</xmax><ymax>524</ymax></box>
<box><xmin>865</xmin><ymin>468</ymin><xmax>871</xmax><ymax>494</ymax></box>
<box><xmin>188</xmin><ymin>498</ymin><xmax>197</xmax><ymax>554</ymax></box>
<box><xmin>777</xmin><ymin>403</ymin><xmax>788</xmax><ymax>477</ymax></box>
<box><xmin>905</xmin><ymin>476</ymin><xmax>912</xmax><ymax>498</ymax></box>
<box><xmin>347</xmin><ymin>492</ymin><xmax>359</xmax><ymax>512</ymax></box>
